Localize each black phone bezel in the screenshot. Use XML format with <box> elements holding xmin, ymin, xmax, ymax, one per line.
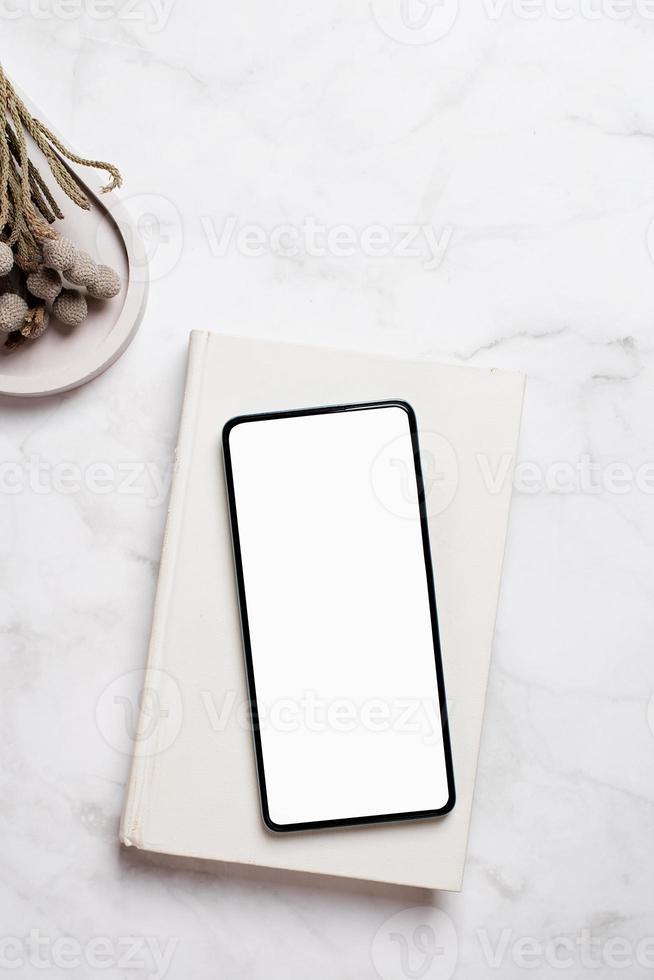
<box><xmin>222</xmin><ymin>400</ymin><xmax>456</xmax><ymax>833</ymax></box>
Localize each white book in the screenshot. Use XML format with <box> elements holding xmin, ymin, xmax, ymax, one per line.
<box><xmin>121</xmin><ymin>332</ymin><xmax>524</xmax><ymax>891</ymax></box>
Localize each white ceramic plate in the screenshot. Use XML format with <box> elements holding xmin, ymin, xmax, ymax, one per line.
<box><xmin>0</xmin><ymin>92</ymin><xmax>148</xmax><ymax>397</ymax></box>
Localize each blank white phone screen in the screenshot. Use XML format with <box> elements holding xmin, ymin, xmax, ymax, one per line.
<box><xmin>225</xmin><ymin>403</ymin><xmax>452</xmax><ymax>829</ymax></box>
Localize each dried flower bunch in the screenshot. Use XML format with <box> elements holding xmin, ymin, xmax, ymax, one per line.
<box><xmin>0</xmin><ymin>64</ymin><xmax>123</xmax><ymax>350</ymax></box>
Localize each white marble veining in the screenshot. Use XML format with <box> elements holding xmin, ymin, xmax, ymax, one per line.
<box><xmin>1</xmin><ymin>2</ymin><xmax>654</xmax><ymax>977</ymax></box>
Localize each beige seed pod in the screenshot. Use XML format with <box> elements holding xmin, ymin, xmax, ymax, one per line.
<box><xmin>0</xmin><ymin>242</ymin><xmax>13</xmax><ymax>276</ymax></box>
<box><xmin>87</xmin><ymin>264</ymin><xmax>121</xmax><ymax>299</ymax></box>
<box><xmin>64</xmin><ymin>249</ymin><xmax>97</xmax><ymax>287</ymax></box>
<box><xmin>21</xmin><ymin>304</ymin><xmax>50</xmax><ymax>340</ymax></box>
<box><xmin>0</xmin><ymin>293</ymin><xmax>28</xmax><ymax>334</ymax></box>
<box><xmin>27</xmin><ymin>266</ymin><xmax>62</xmax><ymax>304</ymax></box>
<box><xmin>53</xmin><ymin>288</ymin><xmax>87</xmax><ymax>327</ymax></box>
<box><xmin>42</xmin><ymin>236</ymin><xmax>76</xmax><ymax>272</ymax></box>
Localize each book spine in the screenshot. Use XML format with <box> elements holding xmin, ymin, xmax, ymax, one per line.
<box><xmin>120</xmin><ymin>330</ymin><xmax>210</xmax><ymax>848</ymax></box>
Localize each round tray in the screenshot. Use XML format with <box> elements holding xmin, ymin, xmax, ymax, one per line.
<box><xmin>0</xmin><ymin>92</ymin><xmax>148</xmax><ymax>397</ymax></box>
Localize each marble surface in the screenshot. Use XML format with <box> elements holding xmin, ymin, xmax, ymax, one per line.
<box><xmin>1</xmin><ymin>3</ymin><xmax>654</xmax><ymax>977</ymax></box>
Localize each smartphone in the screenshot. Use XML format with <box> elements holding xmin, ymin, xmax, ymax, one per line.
<box><xmin>222</xmin><ymin>400</ymin><xmax>454</xmax><ymax>832</ymax></box>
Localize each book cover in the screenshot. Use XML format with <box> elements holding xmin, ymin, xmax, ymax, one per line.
<box><xmin>121</xmin><ymin>331</ymin><xmax>524</xmax><ymax>891</ymax></box>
